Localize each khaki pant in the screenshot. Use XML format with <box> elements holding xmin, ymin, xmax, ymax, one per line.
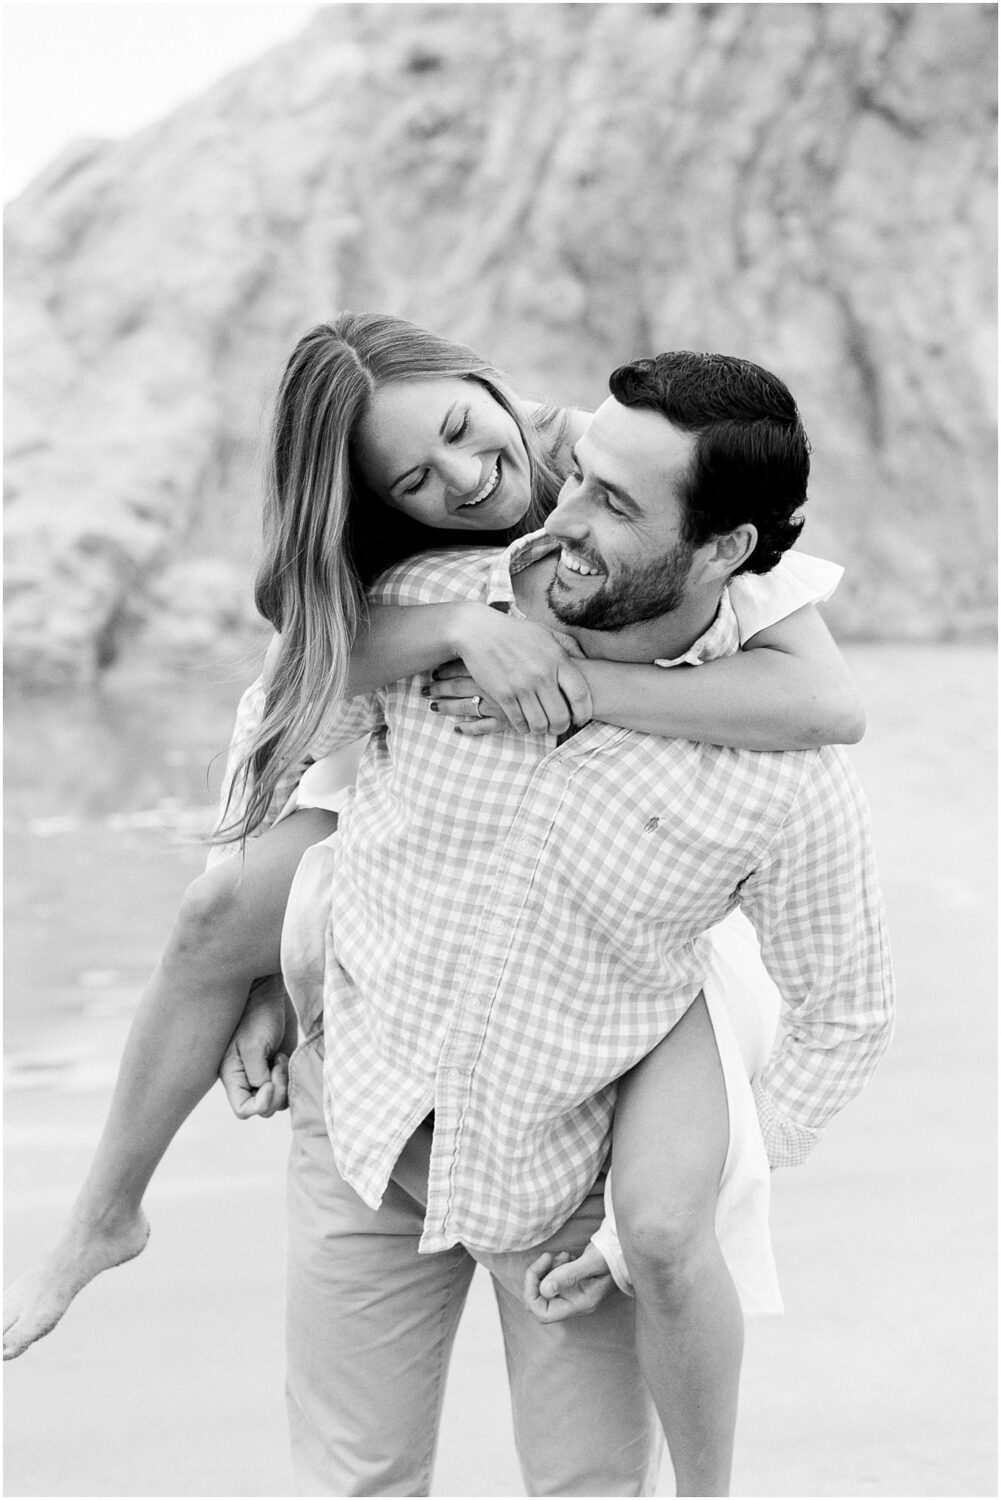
<box><xmin>285</xmin><ymin>1031</ymin><xmax>662</xmax><ymax>1496</ymax></box>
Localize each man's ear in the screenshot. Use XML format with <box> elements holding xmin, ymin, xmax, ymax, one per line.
<box><xmin>710</xmin><ymin>525</ymin><xmax>757</xmax><ymax>579</ymax></box>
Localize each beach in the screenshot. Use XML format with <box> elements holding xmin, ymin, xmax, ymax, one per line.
<box><xmin>4</xmin><ymin>644</ymin><xmax>996</xmax><ymax>1497</ymax></box>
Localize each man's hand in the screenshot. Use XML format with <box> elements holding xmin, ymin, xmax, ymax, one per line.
<box><xmin>523</xmin><ymin>1242</ymin><xmax>616</xmax><ymax>1324</ymax></box>
<box><xmin>219</xmin><ymin>975</ymin><xmax>297</xmax><ymax>1119</ymax></box>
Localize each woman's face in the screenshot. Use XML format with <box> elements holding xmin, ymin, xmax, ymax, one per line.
<box><xmin>356</xmin><ymin>377</ymin><xmax>533</xmax><ymax>530</ymax></box>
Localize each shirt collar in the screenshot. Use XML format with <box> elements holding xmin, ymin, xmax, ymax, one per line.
<box><xmin>653</xmin><ymin>591</ymin><xmax>740</xmax><ymax>667</ymax></box>
<box><xmin>489</xmin><ymin>530</ymin><xmax>741</xmax><ymax>667</ymax></box>
<box><xmin>485</xmin><ymin>528</ymin><xmax>556</xmax><ymax>610</ymax></box>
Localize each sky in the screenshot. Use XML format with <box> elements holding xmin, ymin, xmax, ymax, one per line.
<box><xmin>2</xmin><ymin>2</ymin><xmax>319</xmax><ymax>202</ymax></box>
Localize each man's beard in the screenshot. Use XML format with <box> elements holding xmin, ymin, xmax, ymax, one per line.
<box><xmin>547</xmin><ymin>539</ymin><xmax>696</xmax><ymax>631</ymax></box>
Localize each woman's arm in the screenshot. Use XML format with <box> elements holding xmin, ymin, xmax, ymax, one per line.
<box><xmin>578</xmin><ymin>604</ymin><xmax>864</xmax><ymax>750</ymax></box>
<box><xmin>262</xmin><ymin>597</ymin><xmax>592</xmax><ymax>743</ymax></box>
<box><xmin>345</xmin><ymin>602</ymin><xmax>593</xmax><ymax>734</ymax></box>
<box><xmin>430</xmin><ymin>604</ymin><xmax>864</xmax><ymax>750</ymax></box>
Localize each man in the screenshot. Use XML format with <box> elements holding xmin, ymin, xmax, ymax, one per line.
<box><xmin>225</xmin><ymin>352</ymin><xmax>893</xmax><ymax>1497</ymax></box>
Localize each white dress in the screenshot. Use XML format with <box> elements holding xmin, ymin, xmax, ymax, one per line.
<box><xmin>286</xmin><ymin>550</ymin><xmax>844</xmax><ymax>1317</ymax></box>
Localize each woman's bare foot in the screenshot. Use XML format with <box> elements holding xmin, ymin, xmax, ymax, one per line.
<box><xmin>3</xmin><ymin>1207</ymin><xmax>150</xmax><ymax>1360</ymax></box>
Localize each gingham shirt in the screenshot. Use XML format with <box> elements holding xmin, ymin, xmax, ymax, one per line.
<box><xmin>209</xmin><ymin>550</ymin><xmax>844</xmax><ymax>855</ymax></box>
<box><xmin>265</xmin><ymin>535</ymin><xmax>894</xmax><ymax>1253</ymax></box>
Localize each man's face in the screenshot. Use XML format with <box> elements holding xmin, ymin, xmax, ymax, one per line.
<box><xmin>543</xmin><ymin>398</ymin><xmax>704</xmax><ymax>631</ymax></box>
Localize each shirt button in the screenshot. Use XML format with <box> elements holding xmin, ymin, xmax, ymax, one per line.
<box><xmin>486</xmin><ymin>915</ymin><xmax>507</xmax><ymax>934</ymax></box>
<box><xmin>517</xmin><ymin>837</ymin><xmax>535</xmax><ymax>855</ymax></box>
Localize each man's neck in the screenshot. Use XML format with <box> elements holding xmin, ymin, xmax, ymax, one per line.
<box><xmin>513</xmin><ymin>549</ymin><xmax>723</xmax><ymax>664</ymax></box>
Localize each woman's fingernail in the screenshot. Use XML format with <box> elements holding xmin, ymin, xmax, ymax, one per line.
<box><xmin>420</xmin><ymin>685</ymin><xmax>431</xmax><ymax>696</ymax></box>
<box><xmin>430</xmin><ymin>670</ymin><xmax>440</xmax><ymax>681</ymax></box>
<box><xmin>429</xmin><ymin>701</ymin><xmax>439</xmax><ymax>712</ymax></box>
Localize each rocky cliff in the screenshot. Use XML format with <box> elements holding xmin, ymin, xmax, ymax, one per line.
<box><xmin>5</xmin><ymin>2</ymin><xmax>996</xmax><ymax>684</ymax></box>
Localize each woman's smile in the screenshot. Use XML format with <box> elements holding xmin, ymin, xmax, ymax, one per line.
<box><xmin>356</xmin><ymin>377</ymin><xmax>532</xmax><ymax>530</ymax></box>
<box><xmin>457</xmin><ymin>458</ymin><xmax>502</xmax><ymax>511</ymax></box>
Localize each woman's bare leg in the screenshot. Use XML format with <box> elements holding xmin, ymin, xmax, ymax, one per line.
<box><xmin>3</xmin><ymin>808</ymin><xmax>337</xmax><ymax>1361</ymax></box>
<box><xmin>611</xmin><ymin>994</ymin><xmax>741</xmax><ymax>1497</ymax></box>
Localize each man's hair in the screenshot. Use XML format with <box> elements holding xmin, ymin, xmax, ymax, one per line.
<box><xmin>608</xmin><ymin>352</ymin><xmax>810</xmax><ymax>575</ymax></box>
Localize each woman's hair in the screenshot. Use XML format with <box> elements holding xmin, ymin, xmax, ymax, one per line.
<box><xmin>218</xmin><ymin>312</ymin><xmax>570</xmax><ymax>845</ymax></box>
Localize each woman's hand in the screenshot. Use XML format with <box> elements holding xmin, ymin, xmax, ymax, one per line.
<box><xmin>424</xmin><ymin>666</ymin><xmax>504</xmax><ymax>735</ymax></box>
<box><xmin>433</xmin><ymin>604</ymin><xmax>593</xmax><ymax>736</ymax></box>
<box><xmin>523</xmin><ymin>1243</ymin><xmax>616</xmax><ymax>1323</ymax></box>
<box><xmin>218</xmin><ymin>976</ymin><xmax>295</xmax><ymax>1119</ymax></box>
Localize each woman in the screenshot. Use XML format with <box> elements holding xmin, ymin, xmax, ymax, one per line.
<box><xmin>4</xmin><ymin>314</ymin><xmax>860</xmax><ymax>1495</ymax></box>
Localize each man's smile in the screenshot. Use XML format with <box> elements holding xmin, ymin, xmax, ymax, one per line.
<box><xmin>556</xmin><ymin>546</ymin><xmax>606</xmax><ymax>581</ymax></box>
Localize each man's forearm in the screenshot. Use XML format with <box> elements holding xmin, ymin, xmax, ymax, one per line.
<box><xmin>741</xmin><ymin>755</ymin><xmax>896</xmax><ymax>1168</ymax></box>
<box><xmin>749</xmin><ymin>991</ymin><xmax>895</xmax><ymax>1169</ymax></box>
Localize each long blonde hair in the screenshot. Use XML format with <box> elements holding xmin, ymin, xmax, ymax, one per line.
<box><xmin>218</xmin><ymin>312</ymin><xmax>569</xmax><ymax>844</ymax></box>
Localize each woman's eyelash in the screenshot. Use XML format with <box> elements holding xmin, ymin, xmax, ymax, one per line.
<box><xmin>400</xmin><ymin>412</ymin><xmax>469</xmax><ymax>494</ymax></box>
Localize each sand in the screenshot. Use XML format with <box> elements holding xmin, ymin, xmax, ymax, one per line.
<box><xmin>3</xmin><ymin>644</ymin><xmax>996</xmax><ymax>1497</ymax></box>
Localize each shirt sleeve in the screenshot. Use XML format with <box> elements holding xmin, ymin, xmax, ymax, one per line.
<box><xmin>590</xmin><ymin>1174</ymin><xmax>634</xmax><ymax>1295</ymax></box>
<box><xmin>205</xmin><ymin>550</ymin><xmax>491</xmax><ymax>867</ymax></box>
<box><xmin>205</xmin><ymin>674</ymin><xmax>269</xmax><ymax>868</ymax></box>
<box><xmin>736</xmin><ymin>748</ymin><xmax>895</xmax><ymax>1168</ymax></box>
<box><xmin>728</xmin><ymin>552</ymin><xmax>844</xmax><ymax>645</ymax></box>
<box><xmin>205</xmin><ymin>673</ymin><xmax>384</xmax><ymax>868</ymax></box>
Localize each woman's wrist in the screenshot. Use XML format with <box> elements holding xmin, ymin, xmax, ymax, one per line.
<box><xmin>444</xmin><ymin>600</ymin><xmax>501</xmax><ymax>659</ymax></box>
<box><xmin>575</xmin><ymin>658</ymin><xmax>611</xmax><ymax>707</ymax></box>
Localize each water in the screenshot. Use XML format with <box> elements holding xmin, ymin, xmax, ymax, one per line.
<box><xmin>4</xmin><ymin>667</ymin><xmax>250</xmax><ymax>1075</ymax></box>
<box><xmin>5</xmin><ymin>644</ymin><xmax>995</xmax><ymax>1081</ymax></box>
